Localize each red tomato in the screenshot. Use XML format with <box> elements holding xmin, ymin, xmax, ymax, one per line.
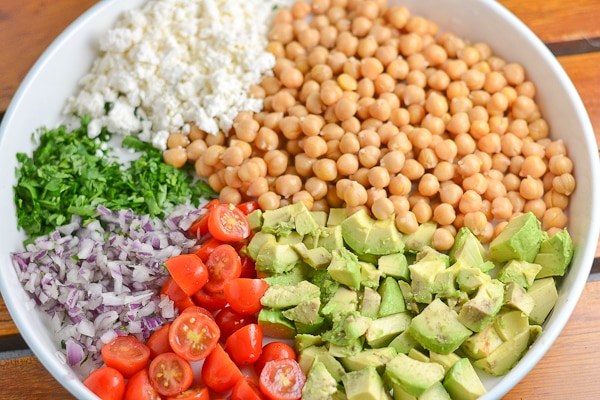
<box><xmin>208</xmin><ymin>203</ymin><xmax>251</xmax><ymax>242</ymax></box>
<box><xmin>188</xmin><ymin>199</ymin><xmax>220</xmax><ymax>237</ymax></box>
<box><xmin>180</xmin><ymin>305</ymin><xmax>215</xmax><ymax>320</ymax></box>
<box><xmin>161</xmin><ymin>277</ymin><xmax>195</xmax><ymax>312</ymax></box>
<box><xmin>124</xmin><ymin>368</ymin><xmax>162</xmax><ymax>400</ymax></box>
<box><xmin>83</xmin><ymin>367</ymin><xmax>126</xmax><ymax>400</ymax></box>
<box><xmin>201</xmin><ymin>344</ymin><xmax>243</xmax><ymax>393</ymax></box>
<box><xmin>225</xmin><ymin>323</ymin><xmax>263</xmax><ymax>367</ymax></box>
<box><xmin>165</xmin><ymin>254</ymin><xmax>209</xmax><ymax>296</ymax></box>
<box><xmin>101</xmin><ymin>335</ymin><xmax>151</xmax><ymax>378</ymax></box>
<box><xmin>232</xmin><ymin>376</ymin><xmax>265</xmax><ymax>400</ymax></box>
<box><xmin>169</xmin><ymin>307</ymin><xmax>220</xmax><ymax>361</ymax></box>
<box><xmin>215</xmin><ymin>306</ymin><xmax>257</xmax><ymax>341</ymax></box>
<box><xmin>194</xmin><ymin>237</ymin><xmax>224</xmax><ymax>262</ymax></box>
<box><xmin>148</xmin><ymin>352</ymin><xmax>194</xmax><ymax>397</ymax></box>
<box><xmin>192</xmin><ymin>288</ymin><xmax>228</xmax><ymax>311</ymax></box>
<box><xmin>254</xmin><ymin>342</ymin><xmax>297</xmax><ymax>376</ymax></box>
<box><xmin>147</xmin><ymin>323</ymin><xmax>172</xmax><ymax>359</ymax></box>
<box><xmin>166</xmin><ymin>386</ymin><xmax>210</xmax><ymax>400</ymax></box>
<box><xmin>259</xmin><ymin>359</ymin><xmax>305</xmax><ymax>400</ymax></box>
<box><xmin>224</xmin><ymin>278</ymin><xmax>269</xmax><ymax>315</ymax></box>
<box><xmin>239</xmin><ymin>254</ymin><xmax>258</xmax><ymax>279</ymax></box>
<box><xmin>236</xmin><ymin>201</ymin><xmax>261</xmax><ymax>215</ymax></box>
<box><xmin>204</xmin><ymin>244</ymin><xmax>242</xmax><ymax>293</ymax></box>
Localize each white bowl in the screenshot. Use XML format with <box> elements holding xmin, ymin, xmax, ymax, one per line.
<box><xmin>0</xmin><ymin>0</ymin><xmax>598</xmax><ymax>399</ymax></box>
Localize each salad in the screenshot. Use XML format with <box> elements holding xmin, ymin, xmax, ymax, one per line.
<box><xmin>7</xmin><ymin>0</ymin><xmax>579</xmax><ymax>399</ymax></box>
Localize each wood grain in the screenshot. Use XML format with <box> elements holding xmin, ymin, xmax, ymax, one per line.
<box><xmin>0</xmin><ymin>295</ymin><xmax>19</xmax><ymax>337</ymax></box>
<box><xmin>0</xmin><ymin>356</ymin><xmax>73</xmax><ymax>400</ymax></box>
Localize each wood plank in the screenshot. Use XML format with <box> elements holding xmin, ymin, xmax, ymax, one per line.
<box><xmin>499</xmin><ymin>0</ymin><xmax>600</xmax><ymax>44</ymax></box>
<box><xmin>0</xmin><ymin>295</ymin><xmax>19</xmax><ymax>337</ymax></box>
<box><xmin>504</xmin><ymin>279</ymin><xmax>600</xmax><ymax>399</ymax></box>
<box><xmin>0</xmin><ymin>356</ymin><xmax>73</xmax><ymax>399</ymax></box>
<box><xmin>0</xmin><ymin>0</ymin><xmax>98</xmax><ymax>112</ymax></box>
<box><xmin>558</xmin><ymin>52</ymin><xmax>600</xmax><ymax>147</ymax></box>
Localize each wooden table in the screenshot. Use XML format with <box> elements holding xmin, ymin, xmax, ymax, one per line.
<box><xmin>0</xmin><ymin>0</ymin><xmax>599</xmax><ymax>399</ymax></box>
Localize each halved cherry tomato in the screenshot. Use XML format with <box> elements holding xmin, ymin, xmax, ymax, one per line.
<box><xmin>169</xmin><ymin>307</ymin><xmax>220</xmax><ymax>361</ymax></box>
<box><xmin>101</xmin><ymin>335</ymin><xmax>151</xmax><ymax>378</ymax></box>
<box><xmin>254</xmin><ymin>342</ymin><xmax>297</xmax><ymax>376</ymax></box>
<box><xmin>194</xmin><ymin>237</ymin><xmax>224</xmax><ymax>263</ymax></box>
<box><xmin>236</xmin><ymin>201</ymin><xmax>261</xmax><ymax>215</ymax></box>
<box><xmin>224</xmin><ymin>278</ymin><xmax>269</xmax><ymax>315</ymax></box>
<box><xmin>215</xmin><ymin>306</ymin><xmax>257</xmax><ymax>342</ymax></box>
<box><xmin>208</xmin><ymin>203</ymin><xmax>251</xmax><ymax>242</ymax></box>
<box><xmin>165</xmin><ymin>254</ymin><xmax>209</xmax><ymax>296</ymax></box>
<box><xmin>147</xmin><ymin>324</ymin><xmax>172</xmax><ymax>359</ymax></box>
<box><xmin>180</xmin><ymin>305</ymin><xmax>215</xmax><ymax>321</ymax></box>
<box><xmin>166</xmin><ymin>386</ymin><xmax>210</xmax><ymax>400</ymax></box>
<box><xmin>225</xmin><ymin>323</ymin><xmax>263</xmax><ymax>367</ymax></box>
<box><xmin>259</xmin><ymin>358</ymin><xmax>305</xmax><ymax>400</ymax></box>
<box><xmin>83</xmin><ymin>367</ymin><xmax>126</xmax><ymax>400</ymax></box>
<box><xmin>192</xmin><ymin>288</ymin><xmax>228</xmax><ymax>311</ymax></box>
<box><xmin>148</xmin><ymin>352</ymin><xmax>194</xmax><ymax>397</ymax></box>
<box><xmin>124</xmin><ymin>368</ymin><xmax>162</xmax><ymax>400</ymax></box>
<box><xmin>239</xmin><ymin>254</ymin><xmax>258</xmax><ymax>278</ymax></box>
<box><xmin>188</xmin><ymin>199</ymin><xmax>220</xmax><ymax>237</ymax></box>
<box><xmin>231</xmin><ymin>376</ymin><xmax>265</xmax><ymax>400</ymax></box>
<box><xmin>161</xmin><ymin>278</ymin><xmax>195</xmax><ymax>312</ymax></box>
<box><xmin>201</xmin><ymin>344</ymin><xmax>243</xmax><ymax>393</ymax></box>
<box><xmin>204</xmin><ymin>244</ymin><xmax>242</xmax><ymax>293</ymax></box>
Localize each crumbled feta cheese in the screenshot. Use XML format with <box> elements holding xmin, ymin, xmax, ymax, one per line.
<box><xmin>65</xmin><ymin>0</ymin><xmax>284</xmax><ymax>149</ymax></box>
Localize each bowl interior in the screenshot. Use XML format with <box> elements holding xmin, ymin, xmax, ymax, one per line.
<box><xmin>0</xmin><ymin>0</ymin><xmax>598</xmax><ymax>399</ymax></box>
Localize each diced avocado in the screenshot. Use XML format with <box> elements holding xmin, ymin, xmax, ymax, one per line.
<box><xmin>429</xmin><ymin>352</ymin><xmax>461</xmax><ymax>374</ymax></box>
<box><xmin>340</xmin><ymin>347</ymin><xmax>397</xmax><ymax>373</ymax></box>
<box><xmin>295</xmin><ymin>315</ymin><xmax>326</xmax><ymax>335</ymax></box>
<box><xmin>409</xmin><ymin>248</ymin><xmax>448</xmax><ymax>304</ymax></box>
<box><xmin>388</xmin><ymin>330</ymin><xmax>421</xmax><ymax>354</ymax></box>
<box><xmin>529</xmin><ymin>324</ymin><xmax>543</xmax><ymax>344</ymax></box>
<box><xmin>311</xmin><ymin>210</ymin><xmax>328</xmax><ymax>227</ymax></box>
<box><xmin>323</xmin><ymin>311</ymin><xmax>371</xmax><ymax>346</ymax></box>
<box><xmin>360</xmin><ymin>287</ymin><xmax>382</xmax><ymax>319</ymax></box>
<box><xmin>458</xmin><ymin>279</ymin><xmax>504</xmax><ymax>332</ymax></box>
<box><xmin>328</xmin><ymin>248</ymin><xmax>362</xmax><ymax>290</ymax></box>
<box><xmin>534</xmin><ymin>228</ymin><xmax>574</xmax><ymax>278</ymax></box>
<box><xmin>489</xmin><ymin>212</ymin><xmax>545</xmax><ymax>263</ymax></box>
<box><xmin>402</xmin><ymin>221</ymin><xmax>437</xmax><ymax>253</ymax></box>
<box><xmin>419</xmin><ymin>382</ymin><xmax>451</xmax><ymax>400</ymax></box>
<box><xmin>261</xmin><ymin>205</ymin><xmax>295</xmax><ymax>236</ymax></box>
<box><xmin>497</xmin><ymin>259</ymin><xmax>542</xmax><ymax>289</ymax></box>
<box><xmin>282</xmin><ymin>297</ymin><xmax>321</xmax><ymax>325</ymax></box>
<box><xmin>443</xmin><ymin>358</ymin><xmax>487</xmax><ymax>400</ymax></box>
<box><xmin>384</xmin><ymin>353</ymin><xmax>445</xmax><ymax>397</ymax></box>
<box><xmin>291</xmin><ymin>201</ymin><xmax>320</xmax><ymax>236</ymax></box>
<box><xmin>494</xmin><ymin>309</ymin><xmax>530</xmax><ymax>341</ymax></box>
<box><xmin>327</xmin><ymin>207</ymin><xmax>347</xmax><ymax>226</ymax></box>
<box><xmin>247</xmin><ymin>231</ymin><xmax>275</xmax><ymax>260</ymax></box>
<box><xmin>365</xmin><ymin>312</ymin><xmax>413</xmax><ymax>348</ymax></box>
<box><xmin>260</xmin><ymin>281</ymin><xmax>321</xmax><ymax>309</ymax></box>
<box><xmin>246</xmin><ymin>208</ymin><xmax>263</xmax><ymax>231</ymax></box>
<box><xmin>321</xmin><ymin>286</ymin><xmax>358</xmax><ymax>316</ymax></box>
<box><xmin>257</xmin><ymin>309</ymin><xmax>296</xmax><ymax>339</ymax></box>
<box><xmin>456</xmin><ymin>264</ymin><xmax>492</xmax><ymax>294</ymax></box>
<box><xmin>391</xmin><ymin>383</ymin><xmax>417</xmax><ymax>400</ymax></box>
<box><xmin>277</xmin><ymin>230</ymin><xmax>304</xmax><ymax>245</ymax></box>
<box><xmin>378</xmin><ymin>252</ymin><xmax>410</xmax><ymax>281</ymax></box>
<box><xmin>449</xmin><ymin>226</ymin><xmax>490</xmax><ymax>267</ymax></box>
<box><xmin>302</xmin><ymin>360</ymin><xmax>338</xmax><ymax>400</ymax></box>
<box><xmin>357</xmin><ymin>252</ymin><xmax>380</xmax><ymax>265</ymax></box>
<box><xmin>293</xmin><ymin>242</ymin><xmax>332</xmax><ymax>269</ymax></box>
<box><xmin>407</xmin><ymin>298</ymin><xmax>472</xmax><ymax>354</ymax></box>
<box><xmin>255</xmin><ymin>239</ymin><xmax>300</xmax><ymax>274</ymax></box>
<box><xmin>299</xmin><ymin>346</ymin><xmax>346</xmax><ymax>382</ymax></box>
<box><xmin>294</xmin><ymin>334</ymin><xmax>323</xmax><ymax>352</ymax></box>
<box><xmin>461</xmin><ymin>323</ymin><xmax>504</xmax><ymax>359</ymax></box>
<box><xmin>378</xmin><ymin>277</ymin><xmax>406</xmax><ymax>317</ymax></box>
<box><xmin>360</xmin><ymin>261</ymin><xmax>382</xmax><ymax>288</ymax></box>
<box><xmin>407</xmin><ymin>348</ymin><xmax>429</xmax><ymax>363</ymax></box>
<box><xmin>261</xmin><ymin>263</ymin><xmax>310</xmax><ymax>287</ymax></box>
<box><xmin>310</xmin><ymin>269</ymin><xmax>341</xmax><ymax>305</ymax></box>
<box><xmin>473</xmin><ymin>328</ymin><xmax>530</xmax><ymax>376</ymax></box>
<box><xmin>432</xmin><ymin>262</ymin><xmax>463</xmax><ymax>299</ymax></box>
<box><xmin>503</xmin><ymin>281</ymin><xmax>535</xmax><ymax>316</ymax></box>
<box><xmin>314</xmin><ymin>225</ymin><xmax>345</xmax><ymax>252</ymax></box>
<box><xmin>328</xmin><ymin>338</ymin><xmax>364</xmax><ymax>358</ymax></box>
<box><xmin>343</xmin><ymin>366</ymin><xmax>388</xmax><ymax>400</ymax></box>
<box><xmin>341</xmin><ymin>208</ymin><xmax>373</xmax><ymax>254</ymax></box>
<box><xmin>527</xmin><ymin>277</ymin><xmax>559</xmax><ymax>325</ymax></box>
<box><xmin>366</xmin><ymin>216</ymin><xmax>405</xmax><ymax>255</ymax></box>
<box><xmin>397</xmin><ymin>280</ymin><xmax>419</xmax><ymax>314</ymax></box>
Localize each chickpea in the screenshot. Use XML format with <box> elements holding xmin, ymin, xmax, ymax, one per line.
<box><xmin>463</xmin><ymin>211</ymin><xmax>487</xmax><ymax>235</ymax></box>
<box><xmin>163</xmin><ymin>148</ymin><xmax>188</xmax><ymax>168</ymax></box>
<box><xmin>412</xmin><ymin>201</ymin><xmax>433</xmax><ymax>223</ymax></box>
<box><xmin>358</xmin><ymin>145</ymin><xmax>381</xmax><ymax>168</ymax></box>
<box><xmin>186</xmin><ymin>139</ymin><xmax>207</xmax><ymax>162</ymax></box>
<box><xmin>344</xmin><ymin>181</ymin><xmax>368</xmax><ymax>207</ymax></box>
<box><xmin>371</xmin><ymin>197</ymin><xmax>395</xmax><ymax>220</ymax></box>
<box><xmin>432</xmin><ymin>227</ymin><xmax>455</xmax><ymax>251</ymax></box>
<box><xmin>459</xmin><ymin>190</ymin><xmax>483</xmax><ymax>213</ymax></box>
<box><xmin>552</xmin><ymin>173</ymin><xmax>576</xmax><ymax>195</ymax></box>
<box><xmin>313</xmin><ymin>158</ymin><xmax>338</xmax><ymax>181</ymax></box>
<box><xmin>542</xmin><ymin>207</ymin><xmax>568</xmax><ymax>230</ymax></box>
<box><xmin>395</xmin><ymin>210</ymin><xmax>419</xmax><ymax>234</ymax></box>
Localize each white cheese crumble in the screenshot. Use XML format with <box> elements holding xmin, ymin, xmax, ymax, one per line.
<box><xmin>65</xmin><ymin>0</ymin><xmax>284</xmax><ymax>150</ymax></box>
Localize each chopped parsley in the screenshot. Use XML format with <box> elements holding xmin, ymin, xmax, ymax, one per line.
<box><xmin>14</xmin><ymin>117</ymin><xmax>215</xmax><ymax>240</ymax></box>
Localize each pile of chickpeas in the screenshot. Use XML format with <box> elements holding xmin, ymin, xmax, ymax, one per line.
<box><xmin>162</xmin><ymin>0</ymin><xmax>575</xmax><ymax>252</ymax></box>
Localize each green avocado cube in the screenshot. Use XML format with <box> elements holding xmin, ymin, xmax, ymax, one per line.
<box><xmin>328</xmin><ymin>247</ymin><xmax>362</xmax><ymax>290</ymax></box>
<box><xmin>489</xmin><ymin>212</ymin><xmax>545</xmax><ymax>263</ymax></box>
<box><xmin>534</xmin><ymin>228</ymin><xmax>574</xmax><ymax>278</ymax></box>
<box><xmin>473</xmin><ymin>328</ymin><xmax>530</xmax><ymax>376</ymax></box>
<box><xmin>527</xmin><ymin>277</ymin><xmax>559</xmax><ymax>325</ymax></box>
<box><xmin>378</xmin><ymin>252</ymin><xmax>410</xmax><ymax>281</ymax></box>
<box><xmin>497</xmin><ymin>259</ymin><xmax>542</xmax><ymax>289</ymax></box>
<box><xmin>457</xmin><ymin>279</ymin><xmax>504</xmax><ymax>332</ymax></box>
<box><xmin>257</xmin><ymin>309</ymin><xmax>296</xmax><ymax>339</ymax></box>
<box><xmin>360</xmin><ymin>287</ymin><xmax>382</xmax><ymax>319</ymax></box>
<box><xmin>378</xmin><ymin>277</ymin><xmax>406</xmax><ymax>317</ymax></box>
<box><xmin>260</xmin><ymin>281</ymin><xmax>320</xmax><ymax>309</ymax></box>
<box><xmin>321</xmin><ymin>286</ymin><xmax>358</xmax><ymax>316</ymax></box>
<box><xmin>360</xmin><ymin>261</ymin><xmax>382</xmax><ymax>288</ymax></box>
<box><xmin>340</xmin><ymin>347</ymin><xmax>397</xmax><ymax>373</ymax></box>
<box><xmin>402</xmin><ymin>221</ymin><xmax>437</xmax><ymax>253</ymax></box>
<box><xmin>302</xmin><ymin>360</ymin><xmax>338</xmax><ymax>400</ymax></box>
<box><xmin>343</xmin><ymin>366</ymin><xmax>388</xmax><ymax>400</ymax></box>
<box><xmin>384</xmin><ymin>353</ymin><xmax>445</xmax><ymax>397</ymax></box>
<box><xmin>409</xmin><ymin>248</ymin><xmax>448</xmax><ymax>304</ymax></box>
<box><xmin>365</xmin><ymin>312</ymin><xmax>412</xmax><ymax>348</ymax></box>
<box><xmin>449</xmin><ymin>226</ymin><xmax>490</xmax><ymax>267</ymax></box>
<box><xmin>503</xmin><ymin>281</ymin><xmax>535</xmax><ymax>316</ymax></box>
<box><xmin>298</xmin><ymin>346</ymin><xmax>346</xmax><ymax>382</ymax></box>
<box><xmin>461</xmin><ymin>323</ymin><xmax>504</xmax><ymax>360</ymax></box>
<box><xmin>443</xmin><ymin>358</ymin><xmax>487</xmax><ymax>400</ymax></box>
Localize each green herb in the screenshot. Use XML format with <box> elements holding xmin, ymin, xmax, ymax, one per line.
<box><xmin>14</xmin><ymin>119</ymin><xmax>216</xmax><ymax>240</ymax></box>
